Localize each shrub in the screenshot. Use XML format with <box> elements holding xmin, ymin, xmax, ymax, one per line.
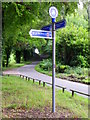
<box><xmin>77</xmin><ymin>55</ymin><xmax>88</xmax><ymax>67</ymax></box>
<box><xmin>56</xmin><ymin>24</ymin><xmax>88</xmax><ymax>67</ymax></box>
<box><xmin>74</xmin><ymin>67</ymin><xmax>83</xmax><ymax>75</ymax></box>
<box><xmin>65</xmin><ymin>66</ymin><xmax>84</xmax><ymax>75</ymax></box>
<box><xmin>56</xmin><ymin>63</ymin><xmax>61</xmax><ymax>73</ymax></box>
<box><xmin>39</xmin><ymin>59</ymin><xmax>52</xmax><ymax>71</ymax></box>
<box><xmin>56</xmin><ymin>64</ymin><xmax>69</xmax><ymax>73</ymax></box>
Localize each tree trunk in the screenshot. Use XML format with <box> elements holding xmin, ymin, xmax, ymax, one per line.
<box><xmin>16</xmin><ymin>50</ymin><xmax>21</xmax><ymax>63</ymax></box>
<box><xmin>23</xmin><ymin>50</ymin><xmax>27</xmax><ymax>61</ymax></box>
<box><xmin>6</xmin><ymin>53</ymin><xmax>9</xmax><ymax>67</ymax></box>
<box><xmin>5</xmin><ymin>47</ymin><xmax>11</xmax><ymax>67</ymax></box>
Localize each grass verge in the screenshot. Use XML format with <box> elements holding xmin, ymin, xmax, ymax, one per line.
<box><xmin>2</xmin><ymin>75</ymin><xmax>88</xmax><ymax>118</ymax></box>
<box><xmin>35</xmin><ymin>64</ymin><xmax>90</xmax><ymax>84</ymax></box>
<box><xmin>2</xmin><ymin>61</ymin><xmax>31</xmax><ymax>71</ymax></box>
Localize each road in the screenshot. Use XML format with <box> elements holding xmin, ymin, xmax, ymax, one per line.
<box><xmin>3</xmin><ymin>61</ymin><xmax>89</xmax><ymax>97</ymax></box>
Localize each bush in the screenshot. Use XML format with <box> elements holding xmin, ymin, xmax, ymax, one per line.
<box><xmin>56</xmin><ymin>64</ymin><xmax>69</xmax><ymax>73</ymax></box>
<box><xmin>77</xmin><ymin>55</ymin><xmax>88</xmax><ymax>67</ymax></box>
<box><xmin>64</xmin><ymin>66</ymin><xmax>84</xmax><ymax>75</ymax></box>
<box><xmin>70</xmin><ymin>55</ymin><xmax>89</xmax><ymax>68</ymax></box>
<box><xmin>56</xmin><ymin>63</ymin><xmax>61</xmax><ymax>73</ymax></box>
<box><xmin>39</xmin><ymin>59</ymin><xmax>52</xmax><ymax>71</ymax></box>
<box><xmin>74</xmin><ymin>67</ymin><xmax>83</xmax><ymax>75</ymax></box>
<box><xmin>56</xmin><ymin>24</ymin><xmax>88</xmax><ymax>67</ymax></box>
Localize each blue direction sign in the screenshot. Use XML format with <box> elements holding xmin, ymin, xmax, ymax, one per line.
<box><xmin>55</xmin><ymin>19</ymin><xmax>66</xmax><ymax>30</ymax></box>
<box><xmin>41</xmin><ymin>24</ymin><xmax>52</xmax><ymax>31</ymax></box>
<box><xmin>41</xmin><ymin>19</ymin><xmax>66</xmax><ymax>31</ymax></box>
<box><xmin>29</xmin><ymin>29</ymin><xmax>52</xmax><ymax>39</ymax></box>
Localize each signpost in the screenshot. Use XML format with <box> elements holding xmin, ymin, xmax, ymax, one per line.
<box><xmin>41</xmin><ymin>19</ymin><xmax>66</xmax><ymax>31</ymax></box>
<box><xmin>49</xmin><ymin>6</ymin><xmax>58</xmax><ymax>113</ymax></box>
<box><xmin>29</xmin><ymin>6</ymin><xmax>66</xmax><ymax>113</ymax></box>
<box><xmin>29</xmin><ymin>29</ymin><xmax>52</xmax><ymax>39</ymax></box>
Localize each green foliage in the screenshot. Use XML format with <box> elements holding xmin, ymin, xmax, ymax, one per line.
<box><xmin>43</xmin><ymin>11</ymin><xmax>89</xmax><ymax>68</ymax></box>
<box><xmin>56</xmin><ymin>64</ymin><xmax>85</xmax><ymax>75</ymax></box>
<box><xmin>3</xmin><ymin>2</ymin><xmax>89</xmax><ymax>68</ymax></box>
<box><xmin>77</xmin><ymin>55</ymin><xmax>88</xmax><ymax>67</ymax></box>
<box><xmin>36</xmin><ymin>63</ymin><xmax>89</xmax><ymax>84</ymax></box>
<box><xmin>56</xmin><ymin>23</ymin><xmax>89</xmax><ymax>67</ymax></box>
<box><xmin>2</xmin><ymin>2</ymin><xmax>78</xmax><ymax>65</ymax></box>
<box><xmin>39</xmin><ymin>59</ymin><xmax>52</xmax><ymax>71</ymax></box>
<box><xmin>66</xmin><ymin>13</ymin><xmax>88</xmax><ymax>29</ymax></box>
<box><xmin>64</xmin><ymin>66</ymin><xmax>83</xmax><ymax>75</ymax></box>
<box><xmin>56</xmin><ymin>63</ymin><xmax>69</xmax><ymax>73</ymax></box>
<box><xmin>57</xmin><ymin>62</ymin><xmax>87</xmax><ymax>75</ymax></box>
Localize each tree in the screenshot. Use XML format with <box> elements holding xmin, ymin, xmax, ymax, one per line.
<box><xmin>2</xmin><ymin>2</ymin><xmax>78</xmax><ymax>66</ymax></box>
<box><xmin>56</xmin><ymin>21</ymin><xmax>88</xmax><ymax>67</ymax></box>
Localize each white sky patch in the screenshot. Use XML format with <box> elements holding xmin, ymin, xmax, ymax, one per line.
<box><xmin>35</xmin><ymin>48</ymin><xmax>39</xmax><ymax>54</ymax></box>
<box><xmin>78</xmin><ymin>0</ymin><xmax>83</xmax><ymax>9</ymax></box>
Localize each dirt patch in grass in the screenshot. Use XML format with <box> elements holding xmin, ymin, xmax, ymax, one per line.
<box><xmin>2</xmin><ymin>106</ymin><xmax>76</xmax><ymax>118</ymax></box>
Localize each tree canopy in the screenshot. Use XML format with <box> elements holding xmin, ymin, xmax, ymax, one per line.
<box><xmin>2</xmin><ymin>2</ymin><xmax>89</xmax><ymax>68</ymax></box>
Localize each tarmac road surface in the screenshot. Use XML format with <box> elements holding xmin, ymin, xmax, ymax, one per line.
<box><xmin>3</xmin><ymin>61</ymin><xmax>89</xmax><ymax>97</ymax></box>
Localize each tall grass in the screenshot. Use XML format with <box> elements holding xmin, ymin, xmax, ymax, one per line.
<box><xmin>2</xmin><ymin>76</ymin><xmax>88</xmax><ymax>118</ymax></box>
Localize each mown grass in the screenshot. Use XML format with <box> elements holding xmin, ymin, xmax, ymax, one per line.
<box><xmin>2</xmin><ymin>75</ymin><xmax>89</xmax><ymax>118</ymax></box>
<box><xmin>2</xmin><ymin>61</ymin><xmax>31</xmax><ymax>71</ymax></box>
<box><xmin>2</xmin><ymin>76</ymin><xmax>51</xmax><ymax>109</ymax></box>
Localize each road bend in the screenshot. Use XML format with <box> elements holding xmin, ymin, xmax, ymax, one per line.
<box><xmin>3</xmin><ymin>61</ymin><xmax>89</xmax><ymax>97</ymax></box>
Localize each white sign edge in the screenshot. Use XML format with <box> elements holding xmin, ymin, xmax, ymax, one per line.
<box><xmin>29</xmin><ymin>35</ymin><xmax>52</xmax><ymax>39</ymax></box>
<box><xmin>29</xmin><ymin>29</ymin><xmax>52</xmax><ymax>33</ymax></box>
<box><xmin>29</xmin><ymin>29</ymin><xmax>52</xmax><ymax>39</ymax></box>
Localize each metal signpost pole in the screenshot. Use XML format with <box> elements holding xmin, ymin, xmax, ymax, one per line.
<box><xmin>49</xmin><ymin>6</ymin><xmax>58</xmax><ymax>113</ymax></box>
<box><xmin>52</xmin><ymin>17</ymin><xmax>56</xmax><ymax>113</ymax></box>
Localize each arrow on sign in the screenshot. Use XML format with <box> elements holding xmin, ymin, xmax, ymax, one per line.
<box><xmin>29</xmin><ymin>29</ymin><xmax>52</xmax><ymax>39</ymax></box>
<box><xmin>41</xmin><ymin>19</ymin><xmax>66</xmax><ymax>31</ymax></box>
<box><xmin>55</xmin><ymin>19</ymin><xmax>66</xmax><ymax>30</ymax></box>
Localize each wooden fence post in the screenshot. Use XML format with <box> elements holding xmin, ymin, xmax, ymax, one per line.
<box><xmin>62</xmin><ymin>88</ymin><xmax>65</xmax><ymax>93</ymax></box>
<box><xmin>33</xmin><ymin>79</ymin><xmax>35</xmax><ymax>83</ymax></box>
<box><xmin>43</xmin><ymin>82</ymin><xmax>45</xmax><ymax>87</ymax></box>
<box><xmin>72</xmin><ymin>91</ymin><xmax>74</xmax><ymax>97</ymax></box>
<box><xmin>39</xmin><ymin>80</ymin><xmax>41</xmax><ymax>85</ymax></box>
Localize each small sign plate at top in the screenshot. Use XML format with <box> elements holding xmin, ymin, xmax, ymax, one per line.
<box><xmin>49</xmin><ymin>6</ymin><xmax>58</xmax><ymax>18</ymax></box>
